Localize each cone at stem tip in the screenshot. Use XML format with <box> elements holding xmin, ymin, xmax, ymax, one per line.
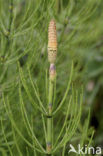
<box><xmin>48</xmin><ymin>19</ymin><xmax>57</xmax><ymax>63</ymax></box>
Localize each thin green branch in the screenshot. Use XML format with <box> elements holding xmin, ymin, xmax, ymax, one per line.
<box><xmin>1</xmin><ymin>118</ymin><xmax>13</xmax><ymax>156</ymax></box>
<box><xmin>27</xmin><ymin>65</ymin><xmax>47</xmax><ymax>114</ymax></box>
<box><xmin>41</xmin><ymin>114</ymin><xmax>47</xmax><ymax>143</ymax></box>
<box><xmin>53</xmin><ymin>96</ymin><xmax>72</xmax><ymax>148</ymax></box>
<box><xmin>18</xmin><ymin>62</ymin><xmax>46</xmax><ymax>115</ymax></box>
<box><xmin>19</xmin><ymin>86</ymin><xmax>46</xmax><ymax>153</ymax></box>
<box><xmin>4</xmin><ymin>0</ymin><xmax>13</xmax><ymax>55</ymax></box>
<box><xmin>53</xmin><ymin>62</ymin><xmax>73</xmax><ymax>115</ymax></box>
<box><xmin>53</xmin><ymin>92</ymin><xmax>82</xmax><ymax>152</ymax></box>
<box><xmin>2</xmin><ymin>93</ymin><xmax>45</xmax><ymax>154</ymax></box>
<box><xmin>12</xmin><ymin>126</ymin><xmax>22</xmax><ymax>156</ymax></box>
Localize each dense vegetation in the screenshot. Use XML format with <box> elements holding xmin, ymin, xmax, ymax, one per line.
<box><xmin>0</xmin><ymin>0</ymin><xmax>103</xmax><ymax>155</ymax></box>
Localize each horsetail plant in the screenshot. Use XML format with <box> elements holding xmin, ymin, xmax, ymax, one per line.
<box><xmin>0</xmin><ymin>0</ymin><xmax>101</xmax><ymax>155</ymax></box>
<box><xmin>47</xmin><ymin>19</ymin><xmax>57</xmax><ymax>154</ymax></box>
<box><xmin>1</xmin><ymin>18</ymin><xmax>92</xmax><ymax>156</ymax></box>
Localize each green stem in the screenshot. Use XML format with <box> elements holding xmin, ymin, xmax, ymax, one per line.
<box><xmin>4</xmin><ymin>0</ymin><xmax>13</xmax><ymax>55</ymax></box>
<box><xmin>9</xmin><ymin>0</ymin><xmax>13</xmax><ymax>33</ymax></box>
<box><xmin>47</xmin><ymin>79</ymin><xmax>54</xmax><ymax>154</ymax></box>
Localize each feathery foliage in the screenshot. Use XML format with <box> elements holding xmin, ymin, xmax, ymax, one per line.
<box><xmin>0</xmin><ymin>0</ymin><xmax>103</xmax><ymax>155</ymax></box>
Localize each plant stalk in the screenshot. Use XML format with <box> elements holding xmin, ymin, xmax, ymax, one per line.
<box><xmin>47</xmin><ymin>79</ymin><xmax>54</xmax><ymax>154</ymax></box>
<box><xmin>4</xmin><ymin>0</ymin><xmax>13</xmax><ymax>55</ymax></box>
<box><xmin>47</xmin><ymin>19</ymin><xmax>57</xmax><ymax>155</ymax></box>
<box><xmin>46</xmin><ymin>63</ymin><xmax>56</xmax><ymax>155</ymax></box>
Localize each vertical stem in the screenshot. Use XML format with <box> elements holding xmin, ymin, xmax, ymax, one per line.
<box><xmin>4</xmin><ymin>0</ymin><xmax>13</xmax><ymax>55</ymax></box>
<box><xmin>47</xmin><ymin>79</ymin><xmax>54</xmax><ymax>154</ymax></box>
<box><xmin>48</xmin><ymin>80</ymin><xmax>53</xmax><ymax>114</ymax></box>
<box><xmin>47</xmin><ymin>19</ymin><xmax>57</xmax><ymax>155</ymax></box>
<box><xmin>8</xmin><ymin>0</ymin><xmax>13</xmax><ymax>33</ymax></box>
<box><xmin>0</xmin><ymin>0</ymin><xmax>13</xmax><ymax>82</ymax></box>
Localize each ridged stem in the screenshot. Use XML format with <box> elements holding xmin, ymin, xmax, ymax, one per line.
<box><xmin>47</xmin><ymin>19</ymin><xmax>57</xmax><ymax>155</ymax></box>
<box><xmin>4</xmin><ymin>0</ymin><xmax>13</xmax><ymax>56</ymax></box>
<box><xmin>46</xmin><ymin>75</ymin><xmax>54</xmax><ymax>154</ymax></box>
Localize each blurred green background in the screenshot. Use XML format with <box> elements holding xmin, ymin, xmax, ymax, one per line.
<box><xmin>0</xmin><ymin>0</ymin><xmax>103</xmax><ymax>155</ymax></box>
